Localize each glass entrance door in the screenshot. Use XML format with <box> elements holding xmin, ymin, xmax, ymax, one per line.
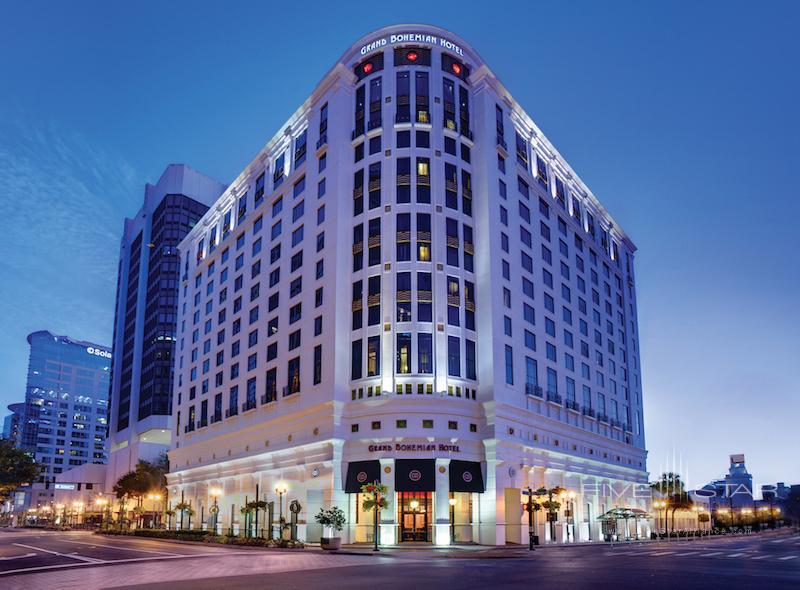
<box><xmin>398</xmin><ymin>492</ymin><xmax>432</xmax><ymax>542</ymax></box>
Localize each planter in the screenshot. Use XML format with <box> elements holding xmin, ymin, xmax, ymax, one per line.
<box><xmin>320</xmin><ymin>537</ymin><xmax>342</xmax><ymax>550</ymax></box>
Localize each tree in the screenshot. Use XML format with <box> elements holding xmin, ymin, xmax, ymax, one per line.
<box><xmin>361</xmin><ymin>482</ymin><xmax>388</xmax><ymax>551</ymax></box>
<box><xmin>0</xmin><ymin>439</ymin><xmax>41</xmax><ymax>501</ymax></box>
<box><xmin>112</xmin><ymin>456</ymin><xmax>169</xmax><ymax>528</ymax></box>
<box><xmin>650</xmin><ymin>472</ymin><xmax>692</xmax><ymax>533</ymax></box>
<box><xmin>534</xmin><ymin>486</ymin><xmax>565</xmax><ymax>542</ymax></box>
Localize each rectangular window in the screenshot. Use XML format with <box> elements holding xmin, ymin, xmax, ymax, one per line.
<box><xmin>418</xmin><ymin>333</ymin><xmax>433</xmax><ymax>374</ymax></box>
<box><xmin>397</xmin><ymin>332</ymin><xmax>411</xmax><ymax>374</ymax></box>
<box><xmin>448</xmin><ymin>335</ymin><xmax>460</xmax><ymax>377</ymax></box>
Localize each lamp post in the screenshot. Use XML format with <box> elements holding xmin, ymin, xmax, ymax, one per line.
<box><xmin>95</xmin><ymin>498</ymin><xmax>108</xmax><ymax>529</ymax></box>
<box><xmin>275</xmin><ymin>482</ymin><xmax>288</xmax><ymax>539</ymax></box>
<box><xmin>522</xmin><ymin>487</ymin><xmax>537</xmax><ymax>551</ymax></box>
<box><xmin>449</xmin><ymin>496</ymin><xmax>457</xmax><ymax>544</ymax></box>
<box><xmin>147</xmin><ymin>494</ymin><xmax>162</xmax><ymax>529</ymax></box>
<box><xmin>209</xmin><ymin>487</ymin><xmax>222</xmax><ymax>535</ymax></box>
<box><xmin>567</xmin><ymin>491</ymin><xmax>576</xmax><ymax>542</ymax></box>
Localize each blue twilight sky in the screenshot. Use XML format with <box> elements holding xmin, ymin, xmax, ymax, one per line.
<box><xmin>0</xmin><ymin>1</ymin><xmax>797</xmax><ymax>489</ymax></box>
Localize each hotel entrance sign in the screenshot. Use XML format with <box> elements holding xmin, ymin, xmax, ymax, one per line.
<box><xmin>368</xmin><ymin>442</ymin><xmax>461</xmax><ymax>453</ymax></box>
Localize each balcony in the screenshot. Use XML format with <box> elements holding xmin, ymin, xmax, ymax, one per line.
<box><xmin>597</xmin><ymin>413</ymin><xmax>609</xmax><ymax>423</ymax></box>
<box><xmin>368</xmin><ymin>119</ymin><xmax>382</xmax><ymax>132</ymax></box>
<box><xmin>461</xmin><ymin>128</ymin><xmax>474</xmax><ymax>141</ymax></box>
<box><xmin>496</xmin><ymin>134</ymin><xmax>507</xmax><ymax>150</ymax></box>
<box><xmin>565</xmin><ymin>400</ymin><xmax>580</xmax><ymax>412</ymax></box>
<box><xmin>546</xmin><ymin>391</ymin><xmax>562</xmax><ymax>404</ymax></box>
<box><xmin>315</xmin><ymin>134</ymin><xmax>327</xmax><ymax>150</ymax></box>
<box><xmin>395</xmin><ymin>112</ymin><xmax>411</xmax><ymax>124</ymax></box>
<box><xmin>525</xmin><ymin>383</ymin><xmax>543</xmax><ymax>398</ymax></box>
<box><xmin>183</xmin><ymin>424</ymin><xmax>195</xmax><ymax>434</ymax></box>
<box><xmin>261</xmin><ymin>392</ymin><xmax>276</xmax><ymax>405</ymax></box>
<box><xmin>197</xmin><ymin>418</ymin><xmax>208</xmax><ymax>429</ymax></box>
<box><xmin>610</xmin><ymin>418</ymin><xmax>622</xmax><ymax>429</ymax></box>
<box><xmin>284</xmin><ymin>381</ymin><xmax>301</xmax><ymax>396</ymax></box>
<box><xmin>225</xmin><ymin>408</ymin><xmax>238</xmax><ymax>419</ymax></box>
<box><xmin>351</xmin><ymin>127</ymin><xmax>364</xmax><ymax>141</ymax></box>
<box><xmin>582</xmin><ymin>407</ymin><xmax>595</xmax><ymax>418</ymax></box>
<box><xmin>623</xmin><ymin>423</ymin><xmax>632</xmax><ymax>432</ymax></box>
<box><xmin>242</xmin><ymin>400</ymin><xmax>257</xmax><ymax>412</ymax></box>
<box><xmin>210</xmin><ymin>413</ymin><xmax>222</xmax><ymax>424</ymax></box>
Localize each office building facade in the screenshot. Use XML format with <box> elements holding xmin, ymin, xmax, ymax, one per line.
<box><xmin>106</xmin><ymin>165</ymin><xmax>226</xmax><ymax>491</ymax></box>
<box><xmin>167</xmin><ymin>24</ymin><xmax>649</xmax><ymax>545</ymax></box>
<box><xmin>13</xmin><ymin>330</ymin><xmax>111</xmax><ymax>510</ymax></box>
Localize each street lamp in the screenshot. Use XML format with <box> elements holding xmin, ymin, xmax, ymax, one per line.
<box><xmin>275</xmin><ymin>482</ymin><xmax>288</xmax><ymax>539</ymax></box>
<box><xmin>209</xmin><ymin>487</ymin><xmax>222</xmax><ymax>534</ymax></box>
<box><xmin>96</xmin><ymin>497</ymin><xmax>108</xmax><ymax>529</ymax></box>
<box><xmin>566</xmin><ymin>491</ymin><xmax>576</xmax><ymax>542</ymax></box>
<box><xmin>147</xmin><ymin>494</ymin><xmax>162</xmax><ymax>529</ymax></box>
<box><xmin>449</xmin><ymin>496</ymin><xmax>457</xmax><ymax>545</ymax></box>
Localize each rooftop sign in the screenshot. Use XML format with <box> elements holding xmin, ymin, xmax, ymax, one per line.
<box><xmin>359</xmin><ymin>33</ymin><xmax>464</xmax><ymax>57</ymax></box>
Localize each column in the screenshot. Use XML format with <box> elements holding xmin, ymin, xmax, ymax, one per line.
<box><xmin>434</xmin><ymin>458</ymin><xmax>451</xmax><ymax>545</ymax></box>
<box><xmin>379</xmin><ymin>458</ymin><xmax>395</xmax><ymax>545</ymax></box>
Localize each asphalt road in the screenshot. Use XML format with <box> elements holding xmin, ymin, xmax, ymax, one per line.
<box><xmin>1</xmin><ymin>527</ymin><xmax>798</xmax><ymax>589</ymax></box>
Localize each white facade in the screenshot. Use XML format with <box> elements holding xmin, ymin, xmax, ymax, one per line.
<box><xmin>167</xmin><ymin>24</ymin><xmax>649</xmax><ymax>545</ymax></box>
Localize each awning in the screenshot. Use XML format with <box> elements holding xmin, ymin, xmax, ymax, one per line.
<box><xmin>395</xmin><ymin>459</ymin><xmax>436</xmax><ymax>492</ymax></box>
<box><xmin>449</xmin><ymin>460</ymin><xmax>485</xmax><ymax>493</ymax></box>
<box><xmin>344</xmin><ymin>460</ymin><xmax>382</xmax><ymax>493</ymax></box>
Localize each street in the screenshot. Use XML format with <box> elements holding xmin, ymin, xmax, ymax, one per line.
<box><xmin>1</xmin><ymin>528</ymin><xmax>798</xmax><ymax>589</ymax></box>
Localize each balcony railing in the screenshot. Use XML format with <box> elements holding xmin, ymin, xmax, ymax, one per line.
<box><xmin>210</xmin><ymin>412</ymin><xmax>222</xmax><ymax>424</ymax></box>
<box><xmin>284</xmin><ymin>381</ymin><xmax>301</xmax><ymax>396</ymax></box>
<box><xmin>597</xmin><ymin>413</ymin><xmax>609</xmax><ymax>423</ymax></box>
<box><xmin>225</xmin><ymin>408</ymin><xmax>238</xmax><ymax>419</ymax></box>
<box><xmin>582</xmin><ymin>407</ymin><xmax>595</xmax><ymax>418</ymax></box>
<box><xmin>565</xmin><ymin>400</ymin><xmax>580</xmax><ymax>412</ymax></box>
<box><xmin>315</xmin><ymin>134</ymin><xmax>327</xmax><ymax>150</ymax></box>
<box><xmin>546</xmin><ymin>391</ymin><xmax>562</xmax><ymax>404</ymax></box>
<box><xmin>242</xmin><ymin>400</ymin><xmax>257</xmax><ymax>412</ymax></box>
<box><xmin>525</xmin><ymin>383</ymin><xmax>543</xmax><ymax>398</ymax></box>
<box><xmin>261</xmin><ymin>392</ymin><xmax>276</xmax><ymax>405</ymax></box>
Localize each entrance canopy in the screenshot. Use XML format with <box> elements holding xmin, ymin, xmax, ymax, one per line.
<box><xmin>449</xmin><ymin>460</ymin><xmax>485</xmax><ymax>493</ymax></box>
<box><xmin>395</xmin><ymin>459</ymin><xmax>436</xmax><ymax>492</ymax></box>
<box><xmin>344</xmin><ymin>460</ymin><xmax>381</xmax><ymax>493</ymax></box>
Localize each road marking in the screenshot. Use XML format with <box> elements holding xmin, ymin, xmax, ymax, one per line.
<box><xmin>650</xmin><ymin>551</ymin><xmax>675</xmax><ymax>556</ymax></box>
<box><xmin>751</xmin><ymin>555</ymin><xmax>770</xmax><ymax>560</ymax></box>
<box><xmin>0</xmin><ymin>552</ymin><xmax>37</xmax><ymax>561</ymax></box>
<box><xmin>771</xmin><ymin>539</ymin><xmax>788</xmax><ymax>544</ymax></box>
<box><xmin>701</xmin><ymin>552</ymin><xmax>722</xmax><ymax>557</ymax></box>
<box><xmin>727</xmin><ymin>553</ymin><xmax>744</xmax><ymax>557</ymax></box>
<box><xmin>777</xmin><ymin>555</ymin><xmax>798</xmax><ymax>561</ymax></box>
<box><xmin>59</xmin><ymin>539</ymin><xmax>182</xmax><ymax>556</ymax></box>
<box><xmin>674</xmin><ymin>551</ymin><xmax>695</xmax><ymax>556</ymax></box>
<box><xmin>0</xmin><ymin>551</ymin><xmax>255</xmax><ymax>577</ymax></box>
<box><xmin>12</xmin><ymin>542</ymin><xmax>104</xmax><ymax>563</ymax></box>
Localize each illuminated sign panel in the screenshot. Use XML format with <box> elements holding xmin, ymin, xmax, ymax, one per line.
<box><xmin>360</xmin><ymin>33</ymin><xmax>465</xmax><ymax>57</ymax></box>
<box><xmin>86</xmin><ymin>347</ymin><xmax>112</xmax><ymax>359</ymax></box>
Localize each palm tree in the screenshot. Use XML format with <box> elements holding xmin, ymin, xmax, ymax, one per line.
<box><xmin>650</xmin><ymin>473</ymin><xmax>692</xmax><ymax>534</ymax></box>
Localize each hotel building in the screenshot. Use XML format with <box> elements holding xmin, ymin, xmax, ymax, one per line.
<box><xmin>167</xmin><ymin>24</ymin><xmax>649</xmax><ymax>545</ymax></box>
<box><xmin>106</xmin><ymin>165</ymin><xmax>226</xmax><ymax>492</ymax></box>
